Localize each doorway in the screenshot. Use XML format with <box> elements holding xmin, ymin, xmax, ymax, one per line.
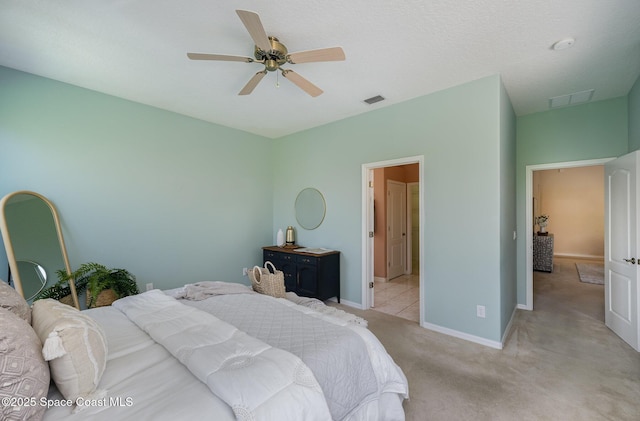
<box><xmin>362</xmin><ymin>156</ymin><xmax>424</xmax><ymax>325</ymax></box>
<box><xmin>525</xmin><ymin>158</ymin><xmax>614</xmax><ymax>310</ymax></box>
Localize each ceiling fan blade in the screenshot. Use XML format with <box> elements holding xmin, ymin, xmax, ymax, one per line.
<box><xmin>236</xmin><ymin>10</ymin><xmax>272</xmax><ymax>53</ymax></box>
<box><xmin>187</xmin><ymin>53</ymin><xmax>253</xmax><ymax>62</ymax></box>
<box><xmin>239</xmin><ymin>70</ymin><xmax>267</xmax><ymax>95</ymax></box>
<box><xmin>287</xmin><ymin>47</ymin><xmax>346</xmax><ymax>64</ymax></box>
<box><xmin>281</xmin><ymin>69</ymin><xmax>323</xmax><ymax>97</ymax></box>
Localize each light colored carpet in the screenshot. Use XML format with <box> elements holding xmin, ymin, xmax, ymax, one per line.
<box><xmin>330</xmin><ymin>257</ymin><xmax>640</xmax><ymax>420</ymax></box>
<box><xmin>575</xmin><ymin>262</ymin><xmax>605</xmax><ymax>285</ymax></box>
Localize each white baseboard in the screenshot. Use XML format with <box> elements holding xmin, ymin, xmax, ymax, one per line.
<box><xmin>328</xmin><ymin>297</ymin><xmax>364</xmax><ymax>310</ymax></box>
<box><xmin>517</xmin><ymin>303</ymin><xmax>531</xmax><ymax>311</ymax></box>
<box><xmin>374</xmin><ymin>276</ymin><xmax>388</xmax><ymax>283</ymax></box>
<box><xmin>422</xmin><ymin>322</ymin><xmax>503</xmax><ymax>349</ymax></box>
<box><xmin>554</xmin><ymin>253</ymin><xmax>604</xmax><ymax>261</ymax></box>
<box><xmin>500</xmin><ymin>307</ymin><xmax>518</xmax><ymax>346</ymax></box>
<box><xmin>336</xmin><ymin>298</ymin><xmax>516</xmax><ymax>349</ymax></box>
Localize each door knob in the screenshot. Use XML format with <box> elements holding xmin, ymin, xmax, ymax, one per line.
<box><xmin>623</xmin><ymin>257</ymin><xmax>636</xmax><ymax>264</ymax></box>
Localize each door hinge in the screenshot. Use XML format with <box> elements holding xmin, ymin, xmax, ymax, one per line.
<box><xmin>369</xmin><ymin>181</ymin><xmax>373</xmax><ymax>188</ymax></box>
<box><xmin>369</xmin><ymin>231</ymin><xmax>374</xmax><ymax>238</ymax></box>
<box><xmin>369</xmin><ymin>282</ymin><xmax>374</xmax><ymax>288</ymax></box>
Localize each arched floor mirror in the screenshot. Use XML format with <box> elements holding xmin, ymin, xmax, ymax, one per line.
<box><xmin>0</xmin><ymin>191</ymin><xmax>79</xmax><ymax>309</ymax></box>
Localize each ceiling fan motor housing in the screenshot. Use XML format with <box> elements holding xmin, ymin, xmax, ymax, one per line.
<box><xmin>255</xmin><ymin>37</ymin><xmax>288</xmax><ymax>71</ymax></box>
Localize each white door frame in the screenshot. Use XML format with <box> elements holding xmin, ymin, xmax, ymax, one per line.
<box><xmin>524</xmin><ymin>157</ymin><xmax>615</xmax><ymax>310</ymax></box>
<box><xmin>406</xmin><ymin>182</ymin><xmax>419</xmax><ymax>275</ymax></box>
<box><xmin>362</xmin><ymin>155</ymin><xmax>424</xmax><ymax>326</ymax></box>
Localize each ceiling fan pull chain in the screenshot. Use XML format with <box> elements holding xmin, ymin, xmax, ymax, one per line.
<box><xmin>276</xmin><ymin>70</ymin><xmax>280</xmax><ymax>88</ymax></box>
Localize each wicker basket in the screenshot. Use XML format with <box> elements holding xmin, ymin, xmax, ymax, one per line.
<box><xmin>59</xmin><ymin>294</ymin><xmax>75</xmax><ymax>307</ymax></box>
<box><xmin>249</xmin><ymin>261</ymin><xmax>286</xmax><ymax>298</ymax></box>
<box><xmin>87</xmin><ymin>289</ymin><xmax>118</xmax><ymax>308</ymax></box>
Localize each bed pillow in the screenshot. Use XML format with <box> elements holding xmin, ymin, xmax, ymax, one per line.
<box><xmin>0</xmin><ymin>279</ymin><xmax>31</xmax><ymax>324</ymax></box>
<box><xmin>31</xmin><ymin>299</ymin><xmax>107</xmax><ymax>402</ymax></box>
<box><xmin>0</xmin><ymin>307</ymin><xmax>50</xmax><ymax>421</ymax></box>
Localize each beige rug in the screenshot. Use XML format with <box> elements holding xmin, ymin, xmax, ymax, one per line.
<box><xmin>575</xmin><ymin>262</ymin><xmax>605</xmax><ymax>285</ymax></box>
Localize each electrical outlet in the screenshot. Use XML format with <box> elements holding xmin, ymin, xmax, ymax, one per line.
<box><xmin>146</xmin><ymin>283</ymin><xmax>154</xmax><ymax>291</ymax></box>
<box><xmin>242</xmin><ymin>268</ymin><xmax>248</xmax><ymax>276</ymax></box>
<box><xmin>477</xmin><ymin>305</ymin><xmax>486</xmax><ymax>318</ymax></box>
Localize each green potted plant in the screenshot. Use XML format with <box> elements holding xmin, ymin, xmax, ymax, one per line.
<box><xmin>33</xmin><ymin>273</ymin><xmax>87</xmax><ymax>307</ymax></box>
<box><xmin>36</xmin><ymin>262</ymin><xmax>139</xmax><ymax>308</ymax></box>
<box><xmin>70</xmin><ymin>262</ymin><xmax>139</xmax><ymax>308</ymax></box>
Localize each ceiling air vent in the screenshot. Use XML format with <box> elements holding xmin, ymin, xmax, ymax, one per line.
<box><xmin>549</xmin><ymin>89</ymin><xmax>594</xmax><ymax>109</ymax></box>
<box><xmin>364</xmin><ymin>95</ymin><xmax>385</xmax><ymax>105</ymax></box>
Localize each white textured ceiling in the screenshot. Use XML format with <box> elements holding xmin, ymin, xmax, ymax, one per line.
<box><xmin>1</xmin><ymin>0</ymin><xmax>639</xmax><ymax>138</ymax></box>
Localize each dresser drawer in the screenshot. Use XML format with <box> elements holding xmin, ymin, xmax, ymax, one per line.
<box><xmin>263</xmin><ymin>249</ymin><xmax>280</xmax><ymax>260</ymax></box>
<box><xmin>296</xmin><ymin>255</ymin><xmax>317</xmax><ymax>265</ymax></box>
<box><xmin>263</xmin><ymin>249</ymin><xmax>294</xmax><ymax>262</ymax></box>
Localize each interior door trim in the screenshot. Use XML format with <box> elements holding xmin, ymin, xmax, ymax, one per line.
<box><xmin>361</xmin><ymin>155</ymin><xmax>424</xmax><ymax>326</ymax></box>
<box><xmin>524</xmin><ymin>158</ymin><xmax>614</xmax><ymax>311</ymax></box>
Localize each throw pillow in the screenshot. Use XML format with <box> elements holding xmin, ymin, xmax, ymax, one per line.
<box><xmin>31</xmin><ymin>299</ymin><xmax>107</xmax><ymax>403</ymax></box>
<box><xmin>0</xmin><ymin>308</ymin><xmax>50</xmax><ymax>421</ymax></box>
<box><xmin>0</xmin><ymin>279</ymin><xmax>31</xmax><ymax>324</ymax></box>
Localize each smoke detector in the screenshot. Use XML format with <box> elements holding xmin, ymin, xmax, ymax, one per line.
<box><xmin>552</xmin><ymin>38</ymin><xmax>575</xmax><ymax>51</ymax></box>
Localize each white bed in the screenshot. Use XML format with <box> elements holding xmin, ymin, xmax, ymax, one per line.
<box><xmin>40</xmin><ymin>284</ymin><xmax>409</xmax><ymax>420</ymax></box>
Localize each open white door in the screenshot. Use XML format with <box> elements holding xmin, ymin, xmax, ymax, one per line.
<box><xmin>366</xmin><ymin>169</ymin><xmax>375</xmax><ymax>307</ymax></box>
<box><xmin>605</xmin><ymin>151</ymin><xmax>640</xmax><ymax>351</ymax></box>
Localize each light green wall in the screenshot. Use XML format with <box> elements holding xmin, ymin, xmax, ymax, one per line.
<box><xmin>0</xmin><ymin>66</ymin><xmax>273</xmax><ymax>290</ymax></box>
<box><xmin>515</xmin><ymin>97</ymin><xmax>629</xmax><ymax>304</ymax></box>
<box><xmin>273</xmin><ymin>75</ymin><xmax>512</xmax><ymax>342</ymax></box>
<box><xmin>629</xmin><ymin>75</ymin><xmax>640</xmax><ymax>152</ymax></box>
<box><xmin>499</xmin><ymin>81</ymin><xmax>517</xmax><ymax>334</ymax></box>
<box><xmin>0</xmin><ymin>66</ymin><xmax>521</xmax><ymax>344</ymax></box>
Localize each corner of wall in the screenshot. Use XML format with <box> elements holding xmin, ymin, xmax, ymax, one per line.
<box><xmin>628</xmin><ymin>75</ymin><xmax>640</xmax><ymax>152</ymax></box>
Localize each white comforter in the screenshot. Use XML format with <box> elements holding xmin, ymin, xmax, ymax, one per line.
<box><xmin>112</xmin><ymin>290</ymin><xmax>332</xmax><ymax>421</ymax></box>
<box><xmin>44</xmin><ymin>286</ymin><xmax>408</xmax><ymax>421</ymax></box>
<box><xmin>43</xmin><ymin>307</ymin><xmax>237</xmax><ymax>421</ymax></box>
<box><xmin>174</xmin><ymin>283</ymin><xmax>409</xmax><ymax>420</ymax></box>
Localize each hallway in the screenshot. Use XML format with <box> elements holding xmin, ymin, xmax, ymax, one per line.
<box><xmin>533</xmin><ymin>256</ymin><xmax>604</xmax><ymax>321</ymax></box>
<box><xmin>372</xmin><ymin>274</ymin><xmax>419</xmax><ymax>322</ymax></box>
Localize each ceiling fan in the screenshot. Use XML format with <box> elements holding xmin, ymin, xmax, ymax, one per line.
<box><xmin>187</xmin><ymin>10</ymin><xmax>345</xmax><ymax>97</ymax></box>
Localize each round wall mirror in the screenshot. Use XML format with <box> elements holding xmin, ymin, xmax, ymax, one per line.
<box><xmin>10</xmin><ymin>260</ymin><xmax>47</xmax><ymax>302</ymax></box>
<box><xmin>295</xmin><ymin>188</ymin><xmax>326</xmax><ymax>230</ymax></box>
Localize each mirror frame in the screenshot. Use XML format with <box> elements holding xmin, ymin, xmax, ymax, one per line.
<box><xmin>0</xmin><ymin>190</ymin><xmax>79</xmax><ymax>309</ymax></box>
<box><xmin>295</xmin><ymin>187</ymin><xmax>326</xmax><ymax>230</ymax></box>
